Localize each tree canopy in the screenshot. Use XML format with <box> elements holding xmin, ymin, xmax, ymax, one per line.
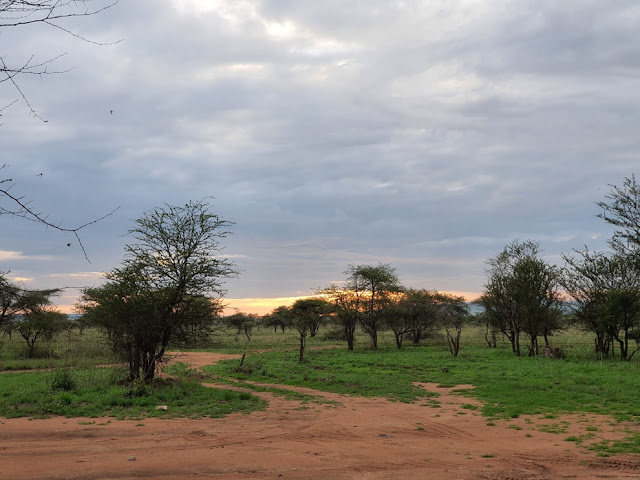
<box><xmin>79</xmin><ymin>199</ymin><xmax>238</xmax><ymax>382</ymax></box>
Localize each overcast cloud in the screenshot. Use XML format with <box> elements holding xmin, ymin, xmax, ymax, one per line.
<box><xmin>2</xmin><ymin>0</ymin><xmax>639</xmax><ymax>312</ymax></box>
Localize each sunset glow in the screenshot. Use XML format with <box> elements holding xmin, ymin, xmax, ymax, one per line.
<box><xmin>58</xmin><ymin>291</ymin><xmax>483</xmax><ymax>317</ymax></box>
<box><xmin>222</xmin><ymin>296</ymin><xmax>313</xmax><ymax>316</ymax></box>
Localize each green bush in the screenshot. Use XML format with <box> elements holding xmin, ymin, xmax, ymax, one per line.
<box><xmin>50</xmin><ymin>369</ymin><xmax>77</xmax><ymax>392</ymax></box>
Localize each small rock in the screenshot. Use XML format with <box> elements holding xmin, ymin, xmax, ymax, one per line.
<box><xmin>128</xmin><ymin>456</ymin><xmax>136</xmax><ymax>461</ymax></box>
<box><xmin>155</xmin><ymin>405</ymin><xmax>168</xmax><ymax>411</ymax></box>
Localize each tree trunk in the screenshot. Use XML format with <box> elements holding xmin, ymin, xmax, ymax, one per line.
<box><xmin>370</xmin><ymin>330</ymin><xmax>378</xmax><ymax>350</ymax></box>
<box><xmin>446</xmin><ymin>327</ymin><xmax>461</xmax><ymax>357</ymax></box>
<box><xmin>394</xmin><ymin>331</ymin><xmax>403</xmax><ymax>349</ymax></box>
<box><xmin>298</xmin><ymin>334</ymin><xmax>306</xmax><ymax>362</ymax></box>
<box><xmin>484</xmin><ymin>324</ymin><xmax>496</xmax><ymax>348</ymax></box>
<box><xmin>144</xmin><ymin>355</ymin><xmax>156</xmax><ymax>383</ymax></box>
<box><xmin>528</xmin><ymin>335</ymin><xmax>538</xmax><ymax>357</ymax></box>
<box><xmin>344</xmin><ymin>321</ymin><xmax>356</xmax><ymax>351</ymax></box>
<box><xmin>131</xmin><ymin>344</ymin><xmax>141</xmax><ymax>380</ymax></box>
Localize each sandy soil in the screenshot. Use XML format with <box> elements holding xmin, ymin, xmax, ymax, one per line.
<box><xmin>1</xmin><ymin>351</ymin><xmax>639</xmax><ymax>480</ymax></box>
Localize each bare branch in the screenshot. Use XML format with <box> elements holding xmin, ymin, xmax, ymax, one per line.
<box><xmin>0</xmin><ymin>167</ymin><xmax>120</xmax><ymax>262</ymax></box>
<box><xmin>1</xmin><ymin>0</ymin><xmax>121</xmax><ymax>120</ymax></box>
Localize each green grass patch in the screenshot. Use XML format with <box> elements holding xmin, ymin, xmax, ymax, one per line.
<box><xmin>588</xmin><ymin>433</ymin><xmax>640</xmax><ymax>455</ymax></box>
<box><xmin>0</xmin><ymin>366</ymin><xmax>266</xmax><ymax>419</ymax></box>
<box><xmin>204</xmin><ymin>345</ymin><xmax>640</xmax><ymax>420</ymax></box>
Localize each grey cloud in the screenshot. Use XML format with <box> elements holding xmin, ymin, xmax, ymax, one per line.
<box><xmin>2</xmin><ymin>0</ymin><xmax>638</xmax><ymax>306</ymax></box>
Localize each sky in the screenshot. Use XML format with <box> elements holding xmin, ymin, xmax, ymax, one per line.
<box><xmin>1</xmin><ymin>0</ymin><xmax>639</xmax><ymax>315</ymax></box>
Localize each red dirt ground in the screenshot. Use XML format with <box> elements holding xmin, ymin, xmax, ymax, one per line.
<box><xmin>2</xmin><ymin>351</ymin><xmax>639</xmax><ymax>480</ymax></box>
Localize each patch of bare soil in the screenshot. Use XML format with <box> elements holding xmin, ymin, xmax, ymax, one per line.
<box><xmin>1</xmin><ymin>351</ymin><xmax>639</xmax><ymax>479</ymax></box>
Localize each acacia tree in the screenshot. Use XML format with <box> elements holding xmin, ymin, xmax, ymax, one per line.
<box><xmin>223</xmin><ymin>312</ymin><xmax>256</xmax><ymax>340</ymax></box>
<box><xmin>79</xmin><ymin>200</ymin><xmax>238</xmax><ymax>383</ymax></box>
<box><xmin>319</xmin><ymin>284</ymin><xmax>362</xmax><ymax>350</ymax></box>
<box><xmin>597</xmin><ymin>174</ymin><xmax>640</xmax><ymax>258</ymax></box>
<box><xmin>436</xmin><ymin>292</ymin><xmax>470</xmax><ymax>357</ymax></box>
<box><xmin>10</xmin><ymin>287</ymin><xmax>65</xmax><ymax>357</ymax></box>
<box><xmin>0</xmin><ymin>274</ymin><xmax>20</xmax><ymax>329</ymax></box>
<box><xmin>286</xmin><ymin>298</ymin><xmax>332</xmax><ymax>362</ymax></box>
<box><xmin>171</xmin><ymin>295</ymin><xmax>223</xmax><ymax>347</ymax></box>
<box><xmin>347</xmin><ymin>263</ymin><xmax>401</xmax><ymax>349</ymax></box>
<box><xmin>510</xmin><ymin>256</ymin><xmax>564</xmax><ymax>356</ymax></box>
<box><xmin>563</xmin><ymin>249</ymin><xmax>614</xmax><ymax>356</ymax></box>
<box><xmin>559</xmin><ymin>176</ymin><xmax>640</xmax><ymax>360</ymax></box>
<box><xmin>563</xmin><ymin>249</ymin><xmax>640</xmax><ymax>360</ymax></box>
<box><xmin>264</xmin><ymin>306</ymin><xmax>289</xmax><ymax>333</ymax></box>
<box><xmin>480</xmin><ymin>240</ymin><xmax>562</xmax><ymax>356</ymax></box>
<box><xmin>383</xmin><ymin>289</ymin><xmax>440</xmax><ymax>348</ymax></box>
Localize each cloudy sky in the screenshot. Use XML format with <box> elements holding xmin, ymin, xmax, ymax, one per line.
<box><xmin>1</xmin><ymin>0</ymin><xmax>639</xmax><ymax>314</ymax></box>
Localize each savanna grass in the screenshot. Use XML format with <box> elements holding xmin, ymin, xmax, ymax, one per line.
<box><xmin>205</xmin><ymin>344</ymin><xmax>640</xmax><ymax>420</ymax></box>
<box><xmin>0</xmin><ymin>328</ymin><xmax>117</xmax><ymax>371</ymax></box>
<box><xmin>0</xmin><ymin>366</ymin><xmax>266</xmax><ymax>419</ymax></box>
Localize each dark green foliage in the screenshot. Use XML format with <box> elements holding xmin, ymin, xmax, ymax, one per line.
<box><xmin>480</xmin><ymin>240</ymin><xmax>564</xmax><ymax>356</ymax></box>
<box><xmin>79</xmin><ymin>200</ymin><xmax>238</xmax><ymax>383</ymax></box>
<box><xmin>563</xmin><ymin>175</ymin><xmax>640</xmax><ymax>360</ymax></box>
<box><xmin>50</xmin><ymin>369</ymin><xmax>77</xmax><ymax>392</ymax></box>
<box><xmin>382</xmin><ymin>289</ymin><xmax>469</xmax><ymax>353</ymax></box>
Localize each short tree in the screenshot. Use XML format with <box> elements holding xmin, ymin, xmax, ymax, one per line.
<box><xmin>171</xmin><ymin>296</ymin><xmax>223</xmax><ymax>347</ymax></box>
<box><xmin>436</xmin><ymin>292</ymin><xmax>470</xmax><ymax>357</ymax></box>
<box><xmin>383</xmin><ymin>289</ymin><xmax>440</xmax><ymax>348</ymax></box>
<box><xmin>79</xmin><ymin>200</ymin><xmax>237</xmax><ymax>383</ymax></box>
<box><xmin>0</xmin><ymin>274</ymin><xmax>21</xmax><ymax>329</ymax></box>
<box><xmin>223</xmin><ymin>312</ymin><xmax>256</xmax><ymax>340</ymax></box>
<box><xmin>264</xmin><ymin>307</ymin><xmax>289</xmax><ymax>333</ymax></box>
<box><xmin>11</xmin><ymin>288</ymin><xmax>65</xmax><ymax>357</ymax></box>
<box><xmin>347</xmin><ymin>263</ymin><xmax>401</xmax><ymax>349</ymax></box>
<box><xmin>288</xmin><ymin>298</ymin><xmax>332</xmax><ymax>362</ymax></box>
<box><xmin>319</xmin><ymin>285</ymin><xmax>361</xmax><ymax>350</ymax></box>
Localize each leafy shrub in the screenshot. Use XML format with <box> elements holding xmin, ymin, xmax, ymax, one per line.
<box><xmin>321</xmin><ymin>328</ymin><xmax>347</xmax><ymax>341</ymax></box>
<box><xmin>51</xmin><ymin>369</ymin><xmax>77</xmax><ymax>392</ymax></box>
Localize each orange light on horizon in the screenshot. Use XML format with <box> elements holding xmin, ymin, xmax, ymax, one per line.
<box><xmin>221</xmin><ymin>296</ymin><xmax>316</xmax><ymax>316</ymax></box>
<box><xmin>57</xmin><ymin>291</ymin><xmax>484</xmax><ymax>317</ymax></box>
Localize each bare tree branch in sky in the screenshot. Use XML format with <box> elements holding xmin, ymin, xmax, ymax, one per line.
<box><xmin>1</xmin><ymin>0</ymin><xmax>121</xmax><ymax>120</ymax></box>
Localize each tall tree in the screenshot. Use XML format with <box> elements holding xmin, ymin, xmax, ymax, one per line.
<box><xmin>79</xmin><ymin>199</ymin><xmax>238</xmax><ymax>383</ymax></box>
<box><xmin>563</xmin><ymin>249</ymin><xmax>640</xmax><ymax>360</ymax></box>
<box><xmin>597</xmin><ymin>174</ymin><xmax>640</xmax><ymax>258</ymax></box>
<box><xmin>480</xmin><ymin>240</ymin><xmax>562</xmax><ymax>356</ymax></box>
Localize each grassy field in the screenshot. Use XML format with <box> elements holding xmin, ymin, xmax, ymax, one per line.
<box><xmin>1</xmin><ymin>324</ymin><xmax>639</xmax><ymax>441</ymax></box>
<box><xmin>204</xmin><ymin>344</ymin><xmax>640</xmax><ymax>418</ymax></box>
<box><xmin>0</xmin><ymin>365</ymin><xmax>265</xmax><ymax>419</ymax></box>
